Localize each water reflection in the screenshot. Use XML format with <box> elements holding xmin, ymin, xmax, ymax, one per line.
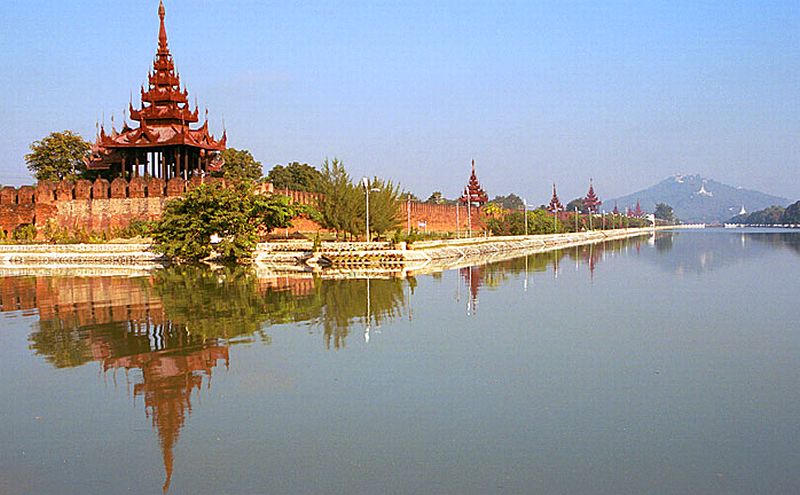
<box><xmin>454</xmin><ymin>235</ymin><xmax>645</xmax><ymax>307</ymax></box>
<box><xmin>749</xmin><ymin>231</ymin><xmax>800</xmax><ymax>257</ymax></box>
<box><xmin>0</xmin><ymin>270</ymin><xmax>412</xmax><ymax>492</ymax></box>
<box><xmin>0</xmin><ymin>234</ymin><xmax>650</xmax><ymax>492</ymax></box>
<box><xmin>642</xmin><ymin>229</ymin><xmax>800</xmax><ymax>275</ymax></box>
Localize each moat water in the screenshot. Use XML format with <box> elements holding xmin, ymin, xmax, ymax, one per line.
<box><xmin>1</xmin><ymin>229</ymin><xmax>799</xmax><ymax>494</ymax></box>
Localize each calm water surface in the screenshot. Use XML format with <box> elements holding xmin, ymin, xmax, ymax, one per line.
<box><xmin>1</xmin><ymin>229</ymin><xmax>799</xmax><ymax>494</ymax></box>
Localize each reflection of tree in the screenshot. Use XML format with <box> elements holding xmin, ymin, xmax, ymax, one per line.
<box><xmin>152</xmin><ymin>266</ymin><xmax>284</xmax><ymax>342</ymax></box>
<box><xmin>29</xmin><ymin>317</ymin><xmax>94</xmax><ymax>368</ymax></box>
<box><xmin>315</xmin><ymin>278</ymin><xmax>406</xmax><ymax>349</ymax></box>
<box><xmin>750</xmin><ymin>232</ymin><xmax>800</xmax><ymax>257</ymax></box>
<box><xmin>655</xmin><ymin>232</ymin><xmax>675</xmax><ymax>253</ymax></box>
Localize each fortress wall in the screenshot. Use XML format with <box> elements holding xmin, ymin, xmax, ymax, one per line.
<box><xmin>0</xmin><ymin>179</ymin><xmax>482</xmax><ymax>239</ymax></box>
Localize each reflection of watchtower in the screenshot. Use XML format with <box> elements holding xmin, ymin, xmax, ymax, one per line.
<box><xmin>460</xmin><ymin>266</ymin><xmax>483</xmax><ymax>315</ymax></box>
<box><xmin>104</xmin><ymin>337</ymin><xmax>229</xmax><ymax>493</ymax></box>
<box><xmin>8</xmin><ymin>272</ymin><xmax>231</xmax><ymax>494</ymax></box>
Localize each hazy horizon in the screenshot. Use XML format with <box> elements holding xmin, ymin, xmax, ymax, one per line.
<box><xmin>1</xmin><ymin>0</ymin><xmax>797</xmax><ymax>204</ymax></box>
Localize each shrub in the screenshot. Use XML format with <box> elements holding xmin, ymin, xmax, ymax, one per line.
<box><xmin>13</xmin><ymin>224</ymin><xmax>37</xmax><ymax>243</ymax></box>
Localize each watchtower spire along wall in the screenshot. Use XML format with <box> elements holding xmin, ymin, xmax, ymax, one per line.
<box><xmin>583</xmin><ymin>179</ymin><xmax>602</xmax><ymax>213</ymax></box>
<box><xmin>88</xmin><ymin>1</ymin><xmax>226</xmax><ymax>180</ymax></box>
<box><xmin>631</xmin><ymin>200</ymin><xmax>644</xmax><ymax>217</ymax></box>
<box><xmin>459</xmin><ymin>159</ymin><xmax>488</xmax><ymax>207</ymax></box>
<box><xmin>547</xmin><ymin>183</ymin><xmax>564</xmax><ymax>213</ymax></box>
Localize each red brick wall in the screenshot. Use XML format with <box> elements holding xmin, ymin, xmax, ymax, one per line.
<box><xmin>0</xmin><ymin>179</ymin><xmax>484</xmax><ymax>239</ymax></box>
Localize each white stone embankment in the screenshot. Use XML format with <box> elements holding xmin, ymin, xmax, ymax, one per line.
<box><xmin>0</xmin><ymin>243</ymin><xmax>164</xmax><ymax>273</ymax></box>
<box><xmin>255</xmin><ymin>227</ymin><xmax>669</xmax><ymax>270</ymax></box>
<box><xmin>0</xmin><ymin>227</ymin><xmax>670</xmax><ymax>274</ymax></box>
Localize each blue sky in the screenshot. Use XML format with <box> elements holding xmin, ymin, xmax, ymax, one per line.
<box><xmin>1</xmin><ymin>0</ymin><xmax>797</xmax><ymax>203</ymax></box>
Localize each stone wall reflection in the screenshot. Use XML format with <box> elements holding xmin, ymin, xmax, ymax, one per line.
<box><xmin>456</xmin><ymin>235</ymin><xmax>645</xmax><ymax>310</ymax></box>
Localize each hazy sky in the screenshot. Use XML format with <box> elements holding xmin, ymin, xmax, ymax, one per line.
<box><xmin>1</xmin><ymin>0</ymin><xmax>797</xmax><ymax>203</ymax></box>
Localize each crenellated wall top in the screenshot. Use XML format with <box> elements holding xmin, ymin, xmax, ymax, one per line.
<box><xmin>0</xmin><ymin>178</ymin><xmax>191</xmax><ymax>204</ymax></box>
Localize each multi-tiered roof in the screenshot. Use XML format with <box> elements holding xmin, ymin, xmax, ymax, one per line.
<box><xmin>88</xmin><ymin>1</ymin><xmax>225</xmax><ymax>177</ymax></box>
<box><xmin>630</xmin><ymin>200</ymin><xmax>644</xmax><ymax>217</ymax></box>
<box><xmin>459</xmin><ymin>160</ymin><xmax>488</xmax><ymax>207</ymax></box>
<box><xmin>547</xmin><ymin>183</ymin><xmax>564</xmax><ymax>213</ymax></box>
<box><xmin>583</xmin><ymin>179</ymin><xmax>602</xmax><ymax>213</ymax></box>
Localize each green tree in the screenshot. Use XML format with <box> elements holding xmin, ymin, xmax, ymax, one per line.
<box><xmin>780</xmin><ymin>201</ymin><xmax>800</xmax><ymax>223</ymax></box>
<box><xmin>152</xmin><ymin>182</ymin><xmax>305</xmax><ymax>263</ymax></box>
<box><xmin>215</xmin><ymin>148</ymin><xmax>263</xmax><ymax>182</ymax></box>
<box><xmin>486</xmin><ymin>209</ymin><xmax>563</xmax><ymax>236</ymax></box>
<box><xmin>654</xmin><ymin>203</ymin><xmax>676</xmax><ymax>223</ymax></box>
<box><xmin>363</xmin><ymin>176</ymin><xmax>401</xmax><ymax>238</ymax></box>
<box><xmin>266</xmin><ymin>162</ymin><xmax>324</xmax><ymax>192</ymax></box>
<box><xmin>425</xmin><ymin>191</ymin><xmax>454</xmax><ymax>205</ymax></box>
<box><xmin>483</xmin><ymin>202</ymin><xmax>504</xmax><ymax>218</ymax></box>
<box><xmin>732</xmin><ymin>205</ymin><xmax>785</xmax><ymax>224</ymax></box>
<box><xmin>490</xmin><ymin>193</ymin><xmax>524</xmax><ymax>211</ymax></box>
<box><xmin>25</xmin><ymin>130</ymin><xmax>91</xmax><ymax>182</ymax></box>
<box><xmin>566</xmin><ymin>197</ymin><xmax>588</xmax><ymax>214</ymax></box>
<box><xmin>315</xmin><ymin>159</ymin><xmax>402</xmax><ymax>240</ymax></box>
<box><xmin>317</xmin><ymin>158</ymin><xmax>362</xmax><ymax>238</ymax></box>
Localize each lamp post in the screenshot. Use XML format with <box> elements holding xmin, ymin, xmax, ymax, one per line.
<box><xmin>523</xmin><ymin>197</ymin><xmax>528</xmax><ymax>236</ymax></box>
<box><xmin>456</xmin><ymin>202</ymin><xmax>460</xmax><ymax>238</ymax></box>
<box><xmin>553</xmin><ymin>206</ymin><xmax>559</xmax><ymax>233</ymax></box>
<box><xmin>361</xmin><ymin>177</ymin><xmax>380</xmax><ymax>242</ymax></box>
<box><xmin>464</xmin><ymin>187</ymin><xmax>472</xmax><ymax>237</ymax></box>
<box><xmin>406</xmin><ymin>194</ymin><xmax>411</xmax><ymax>235</ymax></box>
<box><xmin>602</xmin><ymin>210</ymin><xmax>606</xmax><ymax>230</ymax></box>
<box><xmin>575</xmin><ymin>206</ymin><xmax>579</xmax><ymax>232</ymax></box>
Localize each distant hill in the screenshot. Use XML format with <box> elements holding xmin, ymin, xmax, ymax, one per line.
<box><xmin>606</xmin><ymin>175</ymin><xmax>790</xmax><ymax>223</ymax></box>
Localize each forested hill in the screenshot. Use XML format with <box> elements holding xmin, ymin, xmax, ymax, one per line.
<box><xmin>606</xmin><ymin>175</ymin><xmax>788</xmax><ymax>223</ymax></box>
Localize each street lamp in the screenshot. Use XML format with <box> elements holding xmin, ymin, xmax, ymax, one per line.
<box><xmin>522</xmin><ymin>197</ymin><xmax>528</xmax><ymax>236</ymax></box>
<box><xmin>361</xmin><ymin>177</ymin><xmax>380</xmax><ymax>242</ymax></box>
<box><xmin>553</xmin><ymin>205</ymin><xmax>559</xmax><ymax>233</ymax></box>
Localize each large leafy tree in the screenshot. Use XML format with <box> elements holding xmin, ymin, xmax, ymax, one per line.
<box><xmin>25</xmin><ymin>130</ymin><xmax>91</xmax><ymax>182</ymax></box>
<box><xmin>152</xmin><ymin>182</ymin><xmax>306</xmax><ymax>263</ymax></box>
<box><xmin>566</xmin><ymin>197</ymin><xmax>588</xmax><ymax>214</ymax></box>
<box><xmin>425</xmin><ymin>191</ymin><xmax>454</xmax><ymax>205</ymax></box>
<box><xmin>216</xmin><ymin>148</ymin><xmax>263</xmax><ymax>182</ymax></box>
<box><xmin>490</xmin><ymin>193</ymin><xmax>524</xmax><ymax>211</ymax></box>
<box><xmin>266</xmin><ymin>162</ymin><xmax>324</xmax><ymax>192</ymax></box>
<box><xmin>780</xmin><ymin>201</ymin><xmax>800</xmax><ymax>223</ymax></box>
<box><xmin>654</xmin><ymin>203</ymin><xmax>677</xmax><ymax>223</ymax></box>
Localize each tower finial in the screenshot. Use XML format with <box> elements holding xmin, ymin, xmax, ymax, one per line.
<box><xmin>158</xmin><ymin>1</ymin><xmax>168</xmax><ymax>53</ymax></box>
